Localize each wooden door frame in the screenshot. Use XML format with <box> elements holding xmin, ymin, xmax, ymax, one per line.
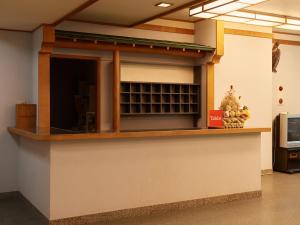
<box><xmin>50</xmin><ymin>54</ymin><xmax>102</xmax><ymax>133</ymax></box>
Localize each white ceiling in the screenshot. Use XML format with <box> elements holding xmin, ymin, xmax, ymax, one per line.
<box><xmin>1</xmin><ymin>0</ymin><xmax>300</xmax><ymax>32</ymax></box>
<box><xmin>249</xmin><ymin>0</ymin><xmax>300</xmax><ymax>18</ymax></box>
<box><xmin>0</xmin><ymin>0</ymin><xmax>88</xmax><ymax>31</ymax></box>
<box><xmin>70</xmin><ymin>0</ymin><xmax>196</xmax><ymax>26</ymax></box>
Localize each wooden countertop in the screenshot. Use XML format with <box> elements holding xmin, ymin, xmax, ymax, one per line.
<box><xmin>8</xmin><ymin>127</ymin><xmax>271</xmax><ymax>142</ymax></box>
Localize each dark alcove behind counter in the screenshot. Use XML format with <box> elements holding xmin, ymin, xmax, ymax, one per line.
<box><xmin>50</xmin><ymin>57</ymin><xmax>98</xmax><ymax>134</ymax></box>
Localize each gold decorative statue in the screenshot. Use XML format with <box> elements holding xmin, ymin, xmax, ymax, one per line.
<box><xmin>272</xmin><ymin>41</ymin><xmax>281</xmax><ymax>73</ymax></box>
<box><xmin>220</xmin><ymin>86</ymin><xmax>250</xmax><ymax>128</ymax></box>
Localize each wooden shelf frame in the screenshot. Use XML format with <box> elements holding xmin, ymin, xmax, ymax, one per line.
<box><xmin>120</xmin><ymin>81</ymin><xmax>200</xmax><ymax>116</ymax></box>
<box><xmin>34</xmin><ymin>22</ymin><xmax>220</xmax><ymax>135</ymax></box>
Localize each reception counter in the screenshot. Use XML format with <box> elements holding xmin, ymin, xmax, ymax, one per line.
<box><xmin>10</xmin><ymin>127</ymin><xmax>270</xmax><ymax>225</ymax></box>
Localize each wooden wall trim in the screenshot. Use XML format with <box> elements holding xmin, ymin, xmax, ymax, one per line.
<box><xmin>273</xmin><ymin>31</ymin><xmax>300</xmax><ymax>37</ymax></box>
<box><xmin>0</xmin><ymin>28</ymin><xmax>31</xmax><ymax>33</ymax></box>
<box><xmin>54</xmin><ymin>40</ymin><xmax>206</xmax><ymax>58</ymax></box>
<box><xmin>273</xmin><ymin>39</ymin><xmax>300</xmax><ymax>46</ymax></box>
<box><xmin>134</xmin><ymin>24</ymin><xmax>194</xmax><ymax>35</ymax></box>
<box><xmin>52</xmin><ymin>0</ymin><xmax>99</xmax><ymax>26</ymax></box>
<box><xmin>51</xmin><ymin>53</ymin><xmax>100</xmax><ymax>61</ymax></box>
<box><xmin>225</xmin><ymin>28</ymin><xmax>273</xmax><ymax>39</ymax></box>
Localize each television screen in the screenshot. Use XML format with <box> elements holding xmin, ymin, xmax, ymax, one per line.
<box><xmin>288</xmin><ymin>118</ymin><xmax>300</xmax><ymax>142</ymax></box>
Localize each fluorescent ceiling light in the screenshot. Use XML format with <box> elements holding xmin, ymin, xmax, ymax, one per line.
<box><xmin>227</xmin><ymin>11</ymin><xmax>255</xmax><ymax>18</ymax></box>
<box><xmin>213</xmin><ymin>15</ymin><xmax>251</xmax><ymax>22</ymax></box>
<box><xmin>246</xmin><ymin>20</ymin><xmax>280</xmax><ymax>26</ymax></box>
<box><xmin>207</xmin><ymin>2</ymin><xmax>248</xmax><ymax>14</ymax></box>
<box><xmin>287</xmin><ymin>18</ymin><xmax>300</xmax><ymax>26</ymax></box>
<box><xmin>256</xmin><ymin>14</ymin><xmax>285</xmax><ymax>23</ymax></box>
<box><xmin>277</xmin><ymin>24</ymin><xmax>300</xmax><ymax>30</ymax></box>
<box><xmin>238</xmin><ymin>0</ymin><xmax>265</xmax><ymax>4</ymax></box>
<box><xmin>203</xmin><ymin>0</ymin><xmax>234</xmax><ymax>10</ymax></box>
<box><xmin>193</xmin><ymin>12</ymin><xmax>217</xmax><ymax>18</ymax></box>
<box><xmin>155</xmin><ymin>2</ymin><xmax>173</xmax><ymax>8</ymax></box>
<box><xmin>190</xmin><ymin>5</ymin><xmax>202</xmax><ymax>16</ymax></box>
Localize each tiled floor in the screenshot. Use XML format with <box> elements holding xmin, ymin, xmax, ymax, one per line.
<box><xmin>0</xmin><ymin>197</ymin><xmax>47</xmax><ymax>225</ymax></box>
<box><xmin>1</xmin><ymin>173</ymin><xmax>300</xmax><ymax>225</ymax></box>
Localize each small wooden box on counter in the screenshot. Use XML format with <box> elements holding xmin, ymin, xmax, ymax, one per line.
<box><xmin>16</xmin><ymin>104</ymin><xmax>36</xmax><ymax>131</ymax></box>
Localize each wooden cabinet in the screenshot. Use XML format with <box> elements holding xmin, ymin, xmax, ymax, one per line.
<box><xmin>16</xmin><ymin>104</ymin><xmax>36</xmax><ymax>131</ymax></box>
<box><xmin>274</xmin><ymin>147</ymin><xmax>300</xmax><ymax>173</ymax></box>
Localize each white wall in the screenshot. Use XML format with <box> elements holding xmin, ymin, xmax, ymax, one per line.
<box><xmin>272</xmin><ymin>33</ymin><xmax>300</xmax><ymax>117</ymax></box>
<box><xmin>0</xmin><ymin>30</ymin><xmax>32</xmax><ymax>193</ymax></box>
<box><xmin>19</xmin><ymin>138</ymin><xmax>50</xmax><ymax>218</ymax></box>
<box><xmin>57</xmin><ymin>20</ymin><xmax>194</xmax><ymax>43</ymax></box>
<box><xmin>214</xmin><ymin>31</ymin><xmax>273</xmax><ymax>170</ymax></box>
<box><xmin>50</xmin><ymin>134</ymin><xmax>261</xmax><ymax>220</ymax></box>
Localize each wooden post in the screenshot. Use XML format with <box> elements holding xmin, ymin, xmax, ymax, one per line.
<box><xmin>38</xmin><ymin>52</ymin><xmax>51</xmax><ymax>134</ymax></box>
<box><xmin>206</xmin><ymin>62</ymin><xmax>214</xmax><ymax>124</ymax></box>
<box><xmin>96</xmin><ymin>59</ymin><xmax>101</xmax><ymax>133</ymax></box>
<box><xmin>113</xmin><ymin>49</ymin><xmax>121</xmax><ymax>132</ymax></box>
<box><xmin>38</xmin><ymin>24</ymin><xmax>54</xmax><ymax>134</ymax></box>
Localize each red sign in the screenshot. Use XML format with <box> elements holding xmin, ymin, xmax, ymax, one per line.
<box><xmin>209</xmin><ymin>110</ymin><xmax>224</xmax><ymax>128</ymax></box>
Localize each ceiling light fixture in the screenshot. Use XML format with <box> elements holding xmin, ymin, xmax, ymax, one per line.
<box><xmin>213</xmin><ymin>15</ymin><xmax>251</xmax><ymax>22</ymax></box>
<box><xmin>246</xmin><ymin>20</ymin><xmax>281</xmax><ymax>26</ymax></box>
<box><xmin>238</xmin><ymin>0</ymin><xmax>265</xmax><ymax>4</ymax></box>
<box><xmin>207</xmin><ymin>2</ymin><xmax>248</xmax><ymax>14</ymax></box>
<box><xmin>286</xmin><ymin>18</ymin><xmax>300</xmax><ymax>26</ymax></box>
<box><xmin>227</xmin><ymin>11</ymin><xmax>255</xmax><ymax>18</ymax></box>
<box><xmin>189</xmin><ymin>0</ymin><xmax>300</xmax><ymax>30</ymax></box>
<box><xmin>255</xmin><ymin>14</ymin><xmax>285</xmax><ymax>23</ymax></box>
<box><xmin>193</xmin><ymin>12</ymin><xmax>218</xmax><ymax>18</ymax></box>
<box><xmin>155</xmin><ymin>2</ymin><xmax>173</xmax><ymax>8</ymax></box>
<box><xmin>189</xmin><ymin>0</ymin><xmax>267</xmax><ymax>18</ymax></box>
<box><xmin>277</xmin><ymin>24</ymin><xmax>300</xmax><ymax>31</ymax></box>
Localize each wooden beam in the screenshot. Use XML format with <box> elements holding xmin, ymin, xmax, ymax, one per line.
<box><xmin>211</xmin><ymin>21</ymin><xmax>224</xmax><ymax>64</ymax></box>
<box><xmin>38</xmin><ymin>52</ymin><xmax>51</xmax><ymax>134</ymax></box>
<box><xmin>130</xmin><ymin>0</ymin><xmax>205</xmax><ymax>27</ymax></box>
<box><xmin>52</xmin><ymin>0</ymin><xmax>99</xmax><ymax>26</ymax></box>
<box><xmin>38</xmin><ymin>25</ymin><xmax>55</xmax><ymax>134</ymax></box>
<box><xmin>273</xmin><ymin>39</ymin><xmax>300</xmax><ymax>46</ymax></box>
<box><xmin>54</xmin><ymin>40</ymin><xmax>206</xmax><ymax>58</ymax></box>
<box><xmin>113</xmin><ymin>49</ymin><xmax>121</xmax><ymax>132</ymax></box>
<box><xmin>206</xmin><ymin>63</ymin><xmax>214</xmax><ymax>125</ymax></box>
<box><xmin>96</xmin><ymin>59</ymin><xmax>101</xmax><ymax>133</ymax></box>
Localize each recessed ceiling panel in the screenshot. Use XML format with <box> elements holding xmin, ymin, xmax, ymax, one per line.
<box><xmin>0</xmin><ymin>0</ymin><xmax>88</xmax><ymax>31</ymax></box>
<box><xmin>71</xmin><ymin>0</ymin><xmax>197</xmax><ymax>26</ymax></box>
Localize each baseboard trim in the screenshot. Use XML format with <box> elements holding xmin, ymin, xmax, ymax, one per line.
<box><xmin>261</xmin><ymin>169</ymin><xmax>273</xmax><ymax>175</ymax></box>
<box><xmin>0</xmin><ymin>191</ymin><xmax>19</xmax><ymax>200</ymax></box>
<box><xmin>50</xmin><ymin>190</ymin><xmax>261</xmax><ymax>225</ymax></box>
